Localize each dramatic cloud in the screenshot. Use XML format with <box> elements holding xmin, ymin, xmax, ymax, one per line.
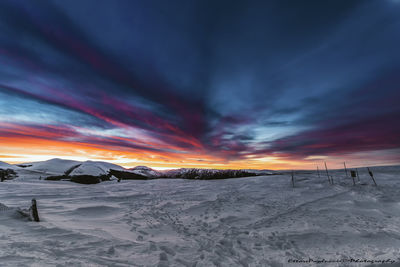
<box><xmin>0</xmin><ymin>0</ymin><xmax>399</xmax><ymax>169</ymax></box>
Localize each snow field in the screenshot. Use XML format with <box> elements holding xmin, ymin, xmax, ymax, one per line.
<box><xmin>0</xmin><ymin>166</ymin><xmax>399</xmax><ymax>266</ymax></box>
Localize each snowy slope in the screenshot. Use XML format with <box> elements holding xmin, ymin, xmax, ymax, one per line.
<box><xmin>0</xmin><ymin>165</ymin><xmax>399</xmax><ymax>266</ymax></box>
<box><xmin>242</xmin><ymin>169</ymin><xmax>277</xmax><ymax>175</ymax></box>
<box><xmin>69</xmin><ymin>161</ymin><xmax>125</xmax><ymax>176</ymax></box>
<box><xmin>0</xmin><ymin>161</ymin><xmax>19</xmax><ymax>170</ymax></box>
<box><xmin>12</xmin><ymin>158</ymin><xmax>126</xmax><ymax>178</ymax></box>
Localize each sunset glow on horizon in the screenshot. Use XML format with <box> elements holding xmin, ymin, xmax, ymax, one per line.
<box><xmin>1</xmin><ymin>127</ymin><xmax>399</xmax><ymax>170</ymax></box>
<box><xmin>1</xmin><ymin>1</ymin><xmax>399</xmax><ymax>170</ymax></box>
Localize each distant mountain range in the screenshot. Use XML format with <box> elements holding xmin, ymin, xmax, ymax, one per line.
<box><xmin>0</xmin><ymin>158</ymin><xmax>278</xmax><ymax>184</ymax></box>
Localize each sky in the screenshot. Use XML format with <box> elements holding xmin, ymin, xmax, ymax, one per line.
<box><xmin>0</xmin><ymin>0</ymin><xmax>399</xmax><ymax>170</ymax></box>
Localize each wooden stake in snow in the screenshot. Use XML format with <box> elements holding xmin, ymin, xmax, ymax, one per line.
<box><xmin>291</xmin><ymin>171</ymin><xmax>295</xmax><ymax>187</ymax></box>
<box><xmin>30</xmin><ymin>198</ymin><xmax>40</xmax><ymax>222</ymax></box>
<box><xmin>367</xmin><ymin>167</ymin><xmax>377</xmax><ymax>186</ymax></box>
<box><xmin>324</xmin><ymin>162</ymin><xmax>332</xmax><ymax>185</ymax></box>
<box><xmin>344</xmin><ymin>162</ymin><xmax>348</xmax><ymax>178</ymax></box>
<box><xmin>350</xmin><ymin>170</ymin><xmax>356</xmax><ymax>186</ymax></box>
<box><xmin>356</xmin><ymin>168</ymin><xmax>360</xmax><ymax>182</ymax></box>
<box><xmin>317</xmin><ymin>166</ymin><xmax>320</xmax><ymax>178</ymax></box>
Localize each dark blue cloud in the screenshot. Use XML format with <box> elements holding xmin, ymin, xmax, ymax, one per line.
<box><xmin>0</xmin><ymin>0</ymin><xmax>399</xmax><ymax>164</ymax></box>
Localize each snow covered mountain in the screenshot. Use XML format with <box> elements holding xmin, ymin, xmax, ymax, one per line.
<box><xmin>14</xmin><ymin>158</ymin><xmax>125</xmax><ymax>177</ymax></box>
<box><xmin>69</xmin><ymin>161</ymin><xmax>125</xmax><ymax>176</ymax></box>
<box><xmin>128</xmin><ymin>166</ymin><xmax>162</xmax><ymax>178</ymax></box>
<box><xmin>4</xmin><ymin>158</ymin><xmax>277</xmax><ymax>181</ymax></box>
<box><xmin>19</xmin><ymin>158</ymin><xmax>81</xmax><ymax>175</ymax></box>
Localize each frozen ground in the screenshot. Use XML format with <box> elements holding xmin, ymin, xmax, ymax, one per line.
<box><xmin>0</xmin><ymin>166</ymin><xmax>399</xmax><ymax>266</ymax></box>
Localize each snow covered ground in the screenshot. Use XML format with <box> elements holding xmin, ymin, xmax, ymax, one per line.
<box><xmin>0</xmin><ymin>165</ymin><xmax>399</xmax><ymax>266</ymax></box>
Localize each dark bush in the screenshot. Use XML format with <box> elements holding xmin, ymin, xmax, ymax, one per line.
<box><xmin>0</xmin><ymin>168</ymin><xmax>18</xmax><ymax>181</ymax></box>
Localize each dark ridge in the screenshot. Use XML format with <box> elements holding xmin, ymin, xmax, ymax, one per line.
<box><xmin>16</xmin><ymin>164</ymin><xmax>32</xmax><ymax>168</ymax></box>
<box><xmin>70</xmin><ymin>175</ymin><xmax>109</xmax><ymax>184</ymax></box>
<box><xmin>109</xmin><ymin>169</ymin><xmax>149</xmax><ymax>180</ymax></box>
<box><xmin>163</xmin><ymin>169</ymin><xmax>258</xmax><ymax>180</ymax></box>
<box><xmin>45</xmin><ymin>175</ymin><xmax>68</xmax><ymax>181</ymax></box>
<box><xmin>45</xmin><ymin>174</ymin><xmax>110</xmax><ymax>184</ymax></box>
<box><xmin>64</xmin><ymin>164</ymin><xmax>82</xmax><ymax>176</ymax></box>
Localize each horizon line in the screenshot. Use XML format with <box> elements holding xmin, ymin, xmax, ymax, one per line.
<box><xmin>1</xmin><ymin>156</ymin><xmax>398</xmax><ymax>172</ymax></box>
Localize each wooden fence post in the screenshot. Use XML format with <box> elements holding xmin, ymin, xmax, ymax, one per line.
<box><xmin>350</xmin><ymin>170</ymin><xmax>356</xmax><ymax>186</ymax></box>
<box><xmin>291</xmin><ymin>171</ymin><xmax>295</xmax><ymax>188</ymax></box>
<box><xmin>344</xmin><ymin>162</ymin><xmax>348</xmax><ymax>178</ymax></box>
<box><xmin>367</xmin><ymin>167</ymin><xmax>377</xmax><ymax>186</ymax></box>
<box><xmin>324</xmin><ymin>162</ymin><xmax>332</xmax><ymax>185</ymax></box>
<box><xmin>30</xmin><ymin>199</ymin><xmax>40</xmax><ymax>222</ymax></box>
